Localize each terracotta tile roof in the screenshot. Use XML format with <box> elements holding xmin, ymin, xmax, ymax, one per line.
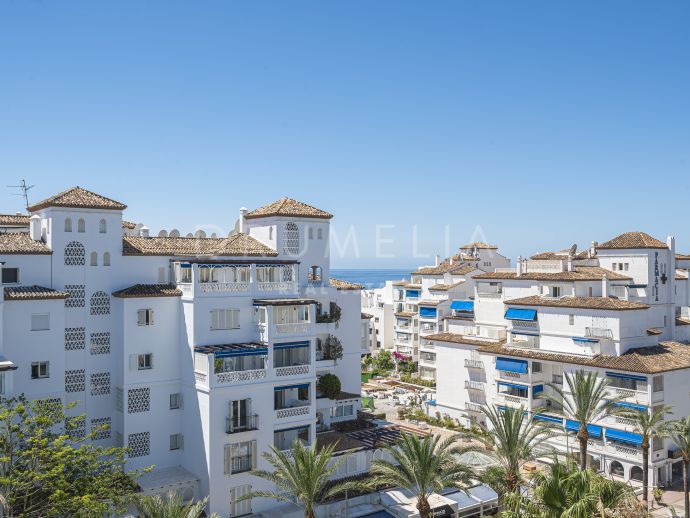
<box><xmin>0</xmin><ymin>233</ymin><xmax>52</xmax><ymax>255</ymax></box>
<box><xmin>122</xmin><ymin>220</ymin><xmax>136</xmax><ymax>230</ymax></box>
<box><xmin>477</xmin><ymin>341</ymin><xmax>690</xmax><ymax>375</ymax></box>
<box><xmin>474</xmin><ymin>266</ymin><xmax>631</xmax><ymax>282</ymax></box>
<box><xmin>0</xmin><ymin>214</ymin><xmax>29</xmax><ymax>226</ymax></box>
<box><xmin>428</xmin><ymin>280</ymin><xmax>465</xmax><ymax>291</ymax></box>
<box><xmin>444</xmin><ymin>314</ymin><xmax>474</xmax><ymax>321</ymax></box>
<box><xmin>505</xmin><ymin>295</ymin><xmax>649</xmax><ymax>311</ymax></box>
<box><xmin>28</xmin><ymin>186</ymin><xmax>126</xmax><ymax>212</ymax></box>
<box><xmin>122</xmin><ymin>233</ymin><xmax>277</xmax><ymax>257</ymax></box>
<box><xmin>412</xmin><ymin>263</ymin><xmax>478</xmax><ymax>276</ymax></box>
<box><xmin>677</xmin><ymin>254</ymin><xmax>690</xmax><ymax>261</ymax></box>
<box><xmin>361</xmin><ymin>312</ymin><xmax>374</xmax><ymax>319</ymax></box>
<box><xmin>676</xmin><ymin>317</ymin><xmax>690</xmax><ymax>326</ymax></box>
<box><xmin>329</xmin><ymin>278</ymin><xmax>364</xmax><ymax>290</ymax></box>
<box><xmin>424</xmin><ymin>332</ymin><xmax>505</xmax><ymax>347</ymax></box>
<box><xmin>392</xmin><ymin>281</ymin><xmax>421</xmax><ymax>288</ymax></box>
<box><xmin>394</xmin><ymin>311</ymin><xmax>416</xmax><ymax>318</ymax></box>
<box><xmin>459</xmin><ymin>242</ymin><xmax>497</xmax><ymax>250</ymax></box>
<box><xmin>4</xmin><ymin>285</ymin><xmax>68</xmax><ymax>300</ymax></box>
<box><xmin>245</xmin><ymin>197</ymin><xmax>332</xmax><ymax>220</ymax></box>
<box><xmin>530</xmin><ymin>250</ymin><xmax>590</xmax><ymax>260</ymax></box>
<box><xmin>418</xmin><ymin>299</ymin><xmax>442</xmax><ymax>306</ymax></box>
<box><xmin>597</xmin><ymin>231</ymin><xmax>667</xmax><ymax>250</ymax></box>
<box><xmin>647</xmin><ymin>328</ymin><xmax>663</xmax><ymax>336</ymax></box>
<box><xmin>112</xmin><ymin>284</ymin><xmax>182</xmax><ymax>298</ymax></box>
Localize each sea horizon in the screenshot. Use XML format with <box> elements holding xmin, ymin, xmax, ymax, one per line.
<box><xmin>331</xmin><ymin>268</ymin><xmax>411</xmax><ymax>289</ymax></box>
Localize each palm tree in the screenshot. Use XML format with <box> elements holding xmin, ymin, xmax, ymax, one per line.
<box><xmin>501</xmin><ymin>457</ymin><xmax>635</xmax><ymax>518</ymax></box>
<box><xmin>671</xmin><ymin>417</ymin><xmax>690</xmax><ymax>518</ymax></box>
<box><xmin>133</xmin><ymin>492</ymin><xmax>220</xmax><ymax>518</ymax></box>
<box><xmin>621</xmin><ymin>405</ymin><xmax>673</xmax><ymax>507</ymax></box>
<box><xmin>545</xmin><ymin>369</ymin><xmax>625</xmax><ymax>470</ymax></box>
<box><xmin>466</xmin><ymin>405</ymin><xmax>557</xmax><ymax>495</ymax></box>
<box><xmin>369</xmin><ymin>432</ymin><xmax>474</xmax><ymax>518</ymax></box>
<box><xmin>238</xmin><ymin>440</ymin><xmax>359</xmax><ymax>518</ymax></box>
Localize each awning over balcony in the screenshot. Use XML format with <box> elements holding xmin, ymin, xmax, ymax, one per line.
<box><xmin>605</xmin><ymin>428</ymin><xmax>643</xmax><ymax>446</ymax></box>
<box><xmin>533</xmin><ymin>414</ymin><xmax>562</xmax><ymax>424</ymax></box>
<box><xmin>274</xmin><ymin>341</ymin><xmax>310</xmax><ymax>350</ymax></box>
<box><xmin>496</xmin><ymin>357</ymin><xmax>528</xmax><ymax>374</ymax></box>
<box><xmin>451</xmin><ymin>300</ymin><xmax>474</xmax><ymax>311</ymax></box>
<box><xmin>605</xmin><ymin>371</ymin><xmax>647</xmax><ymax>382</ymax></box>
<box><xmin>275</xmin><ymin>425</ymin><xmax>310</xmax><ymax>434</ymax></box>
<box><xmin>419</xmin><ymin>307</ymin><xmax>437</xmax><ymax>318</ymax></box>
<box><xmin>613</xmin><ymin>402</ymin><xmax>648</xmax><ymax>412</ymax></box>
<box><xmin>512</xmin><ymin>331</ymin><xmax>539</xmax><ymax>336</ymax></box>
<box><xmin>498</xmin><ymin>381</ymin><xmax>528</xmax><ymax>390</ymax></box>
<box><xmin>274</xmin><ymin>383</ymin><xmax>310</xmax><ymax>391</ymax></box>
<box><xmin>194</xmin><ymin>343</ymin><xmax>267</xmax><ymax>358</ymax></box>
<box><xmin>406</xmin><ymin>289</ymin><xmax>420</xmax><ymax>298</ymax></box>
<box><xmin>573</xmin><ymin>337</ymin><xmax>599</xmax><ymax>343</ymax></box>
<box><xmin>565</xmin><ymin>420</ymin><xmax>602</xmax><ymax>438</ymax></box>
<box><xmin>505</xmin><ymin>308</ymin><xmax>537</xmax><ymax>321</ymax></box>
<box><xmin>253</xmin><ymin>298</ymin><xmax>317</xmax><ymax>306</ymax></box>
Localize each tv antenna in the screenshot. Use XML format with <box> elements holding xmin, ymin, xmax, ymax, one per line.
<box><xmin>8</xmin><ymin>179</ymin><xmax>35</xmax><ymax>210</ymax></box>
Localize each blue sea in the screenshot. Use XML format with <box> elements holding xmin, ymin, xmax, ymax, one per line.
<box><xmin>330</xmin><ymin>269</ymin><xmax>411</xmax><ymax>290</ymax></box>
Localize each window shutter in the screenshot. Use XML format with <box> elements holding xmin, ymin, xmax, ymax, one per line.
<box><xmin>149</xmin><ymin>310</ymin><xmax>154</xmax><ymax>325</ymax></box>
<box><xmin>251</xmin><ymin>440</ymin><xmax>257</xmax><ymax>469</ymax></box>
<box><xmin>225</xmin><ymin>444</ymin><xmax>232</xmax><ymax>475</ymax></box>
<box><xmin>137</xmin><ymin>311</ymin><xmax>145</xmax><ymax>326</ymax></box>
<box><xmin>179</xmin><ymin>393</ymin><xmax>184</xmax><ymax>409</ymax></box>
<box><xmin>129</xmin><ymin>354</ymin><xmax>138</xmax><ymax>371</ymax></box>
<box><xmin>179</xmin><ymin>434</ymin><xmax>184</xmax><ymax>450</ymax></box>
<box><xmin>211</xmin><ymin>310</ymin><xmax>217</xmax><ymax>330</ymax></box>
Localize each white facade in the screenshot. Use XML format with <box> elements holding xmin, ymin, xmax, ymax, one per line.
<box><xmin>425</xmin><ymin>234</ymin><xmax>690</xmax><ymax>486</ymax></box>
<box><xmin>362</xmin><ymin>284</ymin><xmax>395</xmax><ymax>356</ymax></box>
<box><xmin>0</xmin><ymin>189</ymin><xmax>363</xmax><ymax>516</ymax></box>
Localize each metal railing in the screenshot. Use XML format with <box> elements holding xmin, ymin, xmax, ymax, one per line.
<box><xmin>226</xmin><ymin>414</ymin><xmax>259</xmax><ymax>434</ymax></box>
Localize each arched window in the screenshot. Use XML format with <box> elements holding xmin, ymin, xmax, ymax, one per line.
<box><xmin>103</xmin><ymin>252</ymin><xmax>110</xmax><ymax>266</ymax></box>
<box><xmin>317</xmin><ymin>228</ymin><xmax>323</xmax><ymax>240</ymax></box>
<box><xmin>77</xmin><ymin>218</ymin><xmax>86</xmax><ymax>233</ymax></box>
<box><xmin>99</xmin><ymin>219</ymin><xmax>106</xmax><ymax>233</ymax></box>
<box><xmin>630</xmin><ymin>465</ymin><xmax>643</xmax><ymax>481</ymax></box>
<box><xmin>309</xmin><ymin>265</ymin><xmax>322</xmax><ymax>283</ymax></box>
<box><xmin>64</xmin><ymin>218</ymin><xmax>72</xmax><ymax>232</ymax></box>
<box><xmin>90</xmin><ymin>291</ymin><xmax>110</xmax><ymax>315</ymax></box>
<box><xmin>610</xmin><ymin>461</ymin><xmax>624</xmax><ymax>477</ymax></box>
<box><xmin>90</xmin><ymin>252</ymin><xmax>98</xmax><ymax>266</ymax></box>
<box><xmin>308</xmin><ymin>227</ymin><xmax>314</xmax><ymax>240</ymax></box>
<box><xmin>283</xmin><ymin>222</ymin><xmax>299</xmax><ymax>255</ymax></box>
<box><xmin>64</xmin><ymin>241</ymin><xmax>85</xmax><ymax>266</ymax></box>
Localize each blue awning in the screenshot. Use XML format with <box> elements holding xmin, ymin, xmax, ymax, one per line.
<box><xmin>614</xmin><ymin>402</ymin><xmax>648</xmax><ymax>412</ymax></box>
<box><xmin>419</xmin><ymin>307</ymin><xmax>437</xmax><ymax>318</ymax></box>
<box><xmin>512</xmin><ymin>331</ymin><xmax>539</xmax><ymax>337</ymax></box>
<box><xmin>451</xmin><ymin>300</ymin><xmax>474</xmax><ymax>311</ymax></box>
<box><xmin>214</xmin><ymin>347</ymin><xmax>268</xmax><ymax>358</ymax></box>
<box><xmin>505</xmin><ymin>308</ymin><xmax>537</xmax><ymax>321</ymax></box>
<box><xmin>532</xmin><ymin>385</ymin><xmax>544</xmax><ymax>399</ymax></box>
<box><xmin>573</xmin><ymin>337</ymin><xmax>599</xmax><ymax>343</ymax></box>
<box><xmin>565</xmin><ymin>420</ymin><xmax>602</xmax><ymax>438</ymax></box>
<box><xmin>605</xmin><ymin>428</ymin><xmax>642</xmax><ymax>446</ymax></box>
<box><xmin>606</xmin><ymin>372</ymin><xmax>647</xmax><ymax>382</ymax></box>
<box><xmin>496</xmin><ymin>357</ymin><xmax>528</xmax><ymax>374</ymax></box>
<box><xmin>274</xmin><ymin>383</ymin><xmax>311</xmax><ymax>391</ymax></box>
<box><xmin>533</xmin><ymin>414</ymin><xmax>562</xmax><ymax>424</ymax></box>
<box><xmin>426</xmin><ymin>399</ymin><xmax>437</xmax><ymax>406</ymax></box>
<box><xmin>275</xmin><ymin>425</ymin><xmax>310</xmax><ymax>434</ymax></box>
<box><xmin>274</xmin><ymin>341</ymin><xmax>310</xmax><ymax>350</ymax></box>
<box><xmin>406</xmin><ymin>289</ymin><xmax>420</xmax><ymax>298</ymax></box>
<box><xmin>498</xmin><ymin>381</ymin><xmax>528</xmax><ymax>391</ymax></box>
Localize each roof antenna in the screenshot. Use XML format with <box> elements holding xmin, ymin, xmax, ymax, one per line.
<box><xmin>8</xmin><ymin>179</ymin><xmax>35</xmax><ymax>210</ymax></box>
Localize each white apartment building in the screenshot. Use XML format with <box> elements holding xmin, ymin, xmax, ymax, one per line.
<box><xmin>0</xmin><ymin>187</ymin><xmax>364</xmax><ymax>517</ymax></box>
<box><xmin>381</xmin><ymin>243</ymin><xmax>510</xmax><ymax>375</ymax></box>
<box><xmin>361</xmin><ymin>286</ymin><xmax>395</xmax><ymax>356</ymax></box>
<box><xmin>424</xmin><ymin>233</ymin><xmax>690</xmax><ymax>487</ymax></box>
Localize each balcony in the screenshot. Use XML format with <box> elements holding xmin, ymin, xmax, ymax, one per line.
<box><xmin>465</xmin><ymin>380</ymin><xmax>484</xmax><ymax>391</ymax></box>
<box><xmin>497</xmin><ymin>394</ymin><xmax>528</xmax><ymax>408</ymax></box>
<box><xmin>194</xmin><ymin>344</ymin><xmax>268</xmax><ymax>387</ymax></box>
<box><xmin>175</xmin><ymin>263</ymin><xmax>299</xmax><ymax>297</ymax></box>
<box><xmin>508</xmin><ymin>334</ymin><xmax>540</xmax><ymax>350</ymax></box>
<box><xmin>465</xmin><ymin>359</ymin><xmax>484</xmax><ymax>369</ymax></box>
<box><xmin>258</xmin><ymin>322</ymin><xmax>313</xmax><ymax>342</ymax></box>
<box><xmin>465</xmin><ymin>402</ymin><xmax>483</xmax><ymax>413</ymax></box>
<box><xmin>226</xmin><ymin>414</ymin><xmax>259</xmax><ymax>434</ymax></box>
<box><xmin>585</xmin><ymin>327</ymin><xmax>613</xmax><ymax>339</ymax></box>
<box><xmin>276</xmin><ymin>405</ymin><xmax>312</xmax><ymax>420</ymax></box>
<box><xmin>607</xmin><ymin>387</ymin><xmax>648</xmax><ymax>405</ymax></box>
<box><xmin>229</xmin><ymin>455</ymin><xmax>254</xmax><ymax>474</ymax></box>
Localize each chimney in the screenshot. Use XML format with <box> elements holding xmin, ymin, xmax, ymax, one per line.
<box><xmin>435</xmin><ymin>254</ymin><xmax>441</xmax><ymax>267</ymax></box>
<box><xmin>590</xmin><ymin>241</ymin><xmax>597</xmax><ymax>258</ymax></box>
<box><xmin>139</xmin><ymin>226</ymin><xmax>150</xmax><ymax>238</ymax></box>
<box><xmin>602</xmin><ymin>273</ymin><xmax>609</xmax><ymax>298</ymax></box>
<box><xmin>15</xmin><ymin>211</ymin><xmax>22</xmax><ymax>216</ymax></box>
<box><xmin>567</xmin><ymin>255</ymin><xmax>573</xmax><ymax>272</ymax></box>
<box><xmin>29</xmin><ymin>214</ymin><xmax>41</xmax><ymax>241</ymax></box>
<box><xmin>516</xmin><ymin>255</ymin><xmax>522</xmax><ymax>277</ymax></box>
<box><xmin>239</xmin><ymin>207</ymin><xmax>248</xmax><ymax>233</ymax></box>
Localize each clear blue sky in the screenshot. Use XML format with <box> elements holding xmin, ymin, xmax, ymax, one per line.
<box><xmin>1</xmin><ymin>1</ymin><xmax>689</xmax><ymax>268</ymax></box>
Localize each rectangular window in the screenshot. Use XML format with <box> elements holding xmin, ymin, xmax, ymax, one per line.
<box><xmin>624</xmin><ymin>263</ymin><xmax>629</xmax><ymax>271</ymax></box>
<box><xmin>550</xmin><ymin>286</ymin><xmax>561</xmax><ymax>297</ymax></box>
<box><xmin>532</xmin><ymin>361</ymin><xmax>542</xmax><ymax>373</ymax></box>
<box><xmin>137</xmin><ymin>309</ymin><xmax>154</xmax><ymax>326</ymax></box>
<box><xmin>31</xmin><ymin>313</ymin><xmax>50</xmax><ymax>331</ymax></box>
<box><xmin>224</xmin><ymin>441</ymin><xmax>256</xmax><ymax>475</ymax></box>
<box><xmin>210</xmin><ymin>309</ymin><xmax>240</xmax><ymax>330</ymax></box>
<box><xmin>31</xmin><ymin>361</ymin><xmax>50</xmax><ymax>379</ymax></box>
<box><xmin>569</xmin><ymin>314</ymin><xmax>575</xmax><ymax>326</ymax></box>
<box><xmin>230</xmin><ymin>484</ymin><xmax>252</xmax><ymax>518</ymax></box>
<box><xmin>170</xmin><ymin>393</ymin><xmax>182</xmax><ymax>409</ymax></box>
<box><xmin>552</xmin><ymin>374</ymin><xmax>563</xmax><ymax>385</ymax></box>
<box><xmin>332</xmin><ymin>404</ymin><xmax>354</xmax><ymax>418</ymax></box>
<box><xmin>138</xmin><ymin>353</ymin><xmax>153</xmax><ymax>370</ymax></box>
<box><xmin>1</xmin><ymin>267</ymin><xmax>19</xmax><ymax>284</ymax></box>
<box><xmin>653</xmin><ymin>376</ymin><xmax>664</xmax><ymax>392</ymax></box>
<box><xmin>169</xmin><ymin>433</ymin><xmax>183</xmax><ymax>451</ymax></box>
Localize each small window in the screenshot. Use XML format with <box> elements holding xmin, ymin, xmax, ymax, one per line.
<box><xmin>612</xmin><ymin>263</ymin><xmax>617</xmax><ymax>271</ymax></box>
<box><xmin>90</xmin><ymin>252</ymin><xmax>98</xmax><ymax>266</ymax></box>
<box><xmin>158</xmin><ymin>267</ymin><xmax>167</xmax><ymax>284</ymax></box>
<box><xmin>138</xmin><ymin>353</ymin><xmax>153</xmax><ymax>370</ymax></box>
<box><xmin>64</xmin><ymin>218</ymin><xmax>72</xmax><ymax>232</ymax></box>
<box><xmin>31</xmin><ymin>313</ymin><xmax>50</xmax><ymax>331</ymax></box>
<box><xmin>588</xmin><ymin>287</ymin><xmax>593</xmax><ymax>297</ymax></box>
<box><xmin>169</xmin><ymin>433</ymin><xmax>183</xmax><ymax>451</ymax></box>
<box><xmin>99</xmin><ymin>219</ymin><xmax>106</xmax><ymax>233</ymax></box>
<box><xmin>317</xmin><ymin>228</ymin><xmax>323</xmax><ymax>240</ymax></box>
<box><xmin>308</xmin><ymin>227</ymin><xmax>314</xmax><ymax>240</ymax></box>
<box><xmin>568</xmin><ymin>314</ymin><xmax>574</xmax><ymax>326</ymax></box>
<box><xmin>653</xmin><ymin>376</ymin><xmax>664</xmax><ymax>392</ymax></box>
<box><xmin>103</xmin><ymin>252</ymin><xmax>110</xmax><ymax>266</ymax></box>
<box><xmin>31</xmin><ymin>361</ymin><xmax>50</xmax><ymax>379</ymax></box>
<box><xmin>552</xmin><ymin>374</ymin><xmax>563</xmax><ymax>385</ymax></box>
<box><xmin>532</xmin><ymin>361</ymin><xmax>542</xmax><ymax>373</ymax></box>
<box><xmin>170</xmin><ymin>393</ymin><xmax>182</xmax><ymax>409</ymax></box>
<box><xmin>551</xmin><ymin>286</ymin><xmax>561</xmax><ymax>297</ymax></box>
<box><xmin>624</xmin><ymin>263</ymin><xmax>629</xmax><ymax>271</ymax></box>
<box><xmin>77</xmin><ymin>218</ymin><xmax>86</xmax><ymax>233</ymax></box>
<box><xmin>1</xmin><ymin>267</ymin><xmax>19</xmax><ymax>284</ymax></box>
<box><xmin>210</xmin><ymin>309</ymin><xmax>240</xmax><ymax>330</ymax></box>
<box><xmin>137</xmin><ymin>309</ymin><xmax>154</xmax><ymax>326</ymax></box>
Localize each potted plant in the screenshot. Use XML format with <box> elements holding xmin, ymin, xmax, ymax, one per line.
<box><xmin>653</xmin><ymin>487</ymin><xmax>664</xmax><ymax>505</ymax></box>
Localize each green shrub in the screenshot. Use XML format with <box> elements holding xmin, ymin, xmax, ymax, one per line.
<box><xmin>317</xmin><ymin>373</ymin><xmax>341</xmax><ymax>400</ymax></box>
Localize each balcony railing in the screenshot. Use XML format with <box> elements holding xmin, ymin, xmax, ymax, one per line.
<box><xmin>585</xmin><ymin>327</ymin><xmax>613</xmax><ymax>339</ymax></box>
<box><xmin>226</xmin><ymin>414</ymin><xmax>259</xmax><ymax>434</ymax></box>
<box><xmin>199</xmin><ymin>282</ymin><xmax>250</xmax><ymax>293</ymax></box>
<box><xmin>465</xmin><ymin>380</ymin><xmax>484</xmax><ymax>390</ymax></box>
<box><xmin>477</xmin><ymin>292</ymin><xmax>502</xmax><ymax>299</ymax></box>
<box><xmin>275</xmin><ymin>364</ymin><xmax>311</xmax><ymax>377</ymax></box>
<box><xmin>465</xmin><ymin>359</ymin><xmax>484</xmax><ymax>369</ymax></box>
<box><xmin>216</xmin><ymin>369</ymin><xmax>267</xmax><ymax>385</ymax></box>
<box><xmin>229</xmin><ymin>455</ymin><xmax>254</xmax><ymax>474</ymax></box>
<box><xmin>276</xmin><ymin>405</ymin><xmax>311</xmax><ymax>420</ymax></box>
<box><xmin>465</xmin><ymin>402</ymin><xmax>483</xmax><ymax>412</ymax></box>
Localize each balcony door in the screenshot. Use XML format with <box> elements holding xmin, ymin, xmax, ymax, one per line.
<box><xmin>229</xmin><ymin>399</ymin><xmax>251</xmax><ymax>431</ymax></box>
